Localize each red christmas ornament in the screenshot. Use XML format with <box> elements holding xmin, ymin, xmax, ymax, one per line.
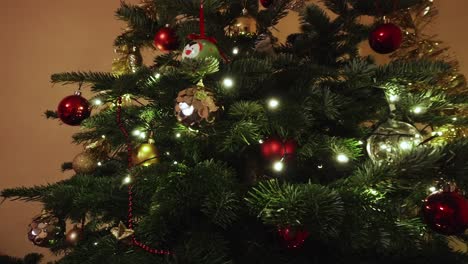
<box><xmin>260</xmin><ymin>0</ymin><xmax>274</xmax><ymax>8</ymax></box>
<box><xmin>57</xmin><ymin>92</ymin><xmax>91</xmax><ymax>126</ymax></box>
<box><xmin>154</xmin><ymin>26</ymin><xmax>179</xmax><ymax>52</ymax></box>
<box><xmin>368</xmin><ymin>23</ymin><xmax>402</xmax><ymax>54</ymax></box>
<box><xmin>283</xmin><ymin>139</ymin><xmax>297</xmax><ymax>157</ymax></box>
<box><xmin>422</xmin><ymin>189</ymin><xmax>468</xmax><ymax>235</ymax></box>
<box><xmin>261</xmin><ymin>138</ymin><xmax>297</xmax><ymax>160</ymax></box>
<box><xmin>277</xmin><ymin>226</ymin><xmax>310</xmax><ymax>249</ymax></box>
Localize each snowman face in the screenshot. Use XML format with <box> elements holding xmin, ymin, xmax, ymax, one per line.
<box><xmin>182</xmin><ymin>41</ymin><xmax>202</xmax><ymax>59</ymax></box>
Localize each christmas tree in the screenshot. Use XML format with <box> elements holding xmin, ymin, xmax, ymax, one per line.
<box><xmin>3</xmin><ymin>0</ymin><xmax>468</xmax><ymax>263</ymax></box>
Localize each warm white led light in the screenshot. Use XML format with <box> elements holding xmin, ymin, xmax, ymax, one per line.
<box><xmin>268</xmin><ymin>98</ymin><xmax>280</xmax><ymax>109</ymax></box>
<box><xmin>388</xmin><ymin>94</ymin><xmax>399</xmax><ymax>102</ymax></box>
<box><xmin>123</xmin><ymin>176</ymin><xmax>132</xmax><ymax>185</ymax></box>
<box><xmin>336</xmin><ymin>154</ymin><xmax>349</xmax><ymax>163</ymax></box>
<box><xmin>399</xmin><ymin>141</ymin><xmax>411</xmax><ymax>150</ymax></box>
<box><xmin>273</xmin><ymin>161</ymin><xmax>284</xmax><ymax>172</ymax></box>
<box><xmin>413</xmin><ymin>106</ymin><xmax>423</xmax><ymax>114</ymax></box>
<box><xmin>232</xmin><ymin>47</ymin><xmax>239</xmax><ymax>55</ymax></box>
<box><xmin>223</xmin><ymin>78</ymin><xmax>234</xmax><ymax>88</ymax></box>
<box><xmin>94</xmin><ymin>99</ymin><xmax>103</xmax><ymax>105</ymax></box>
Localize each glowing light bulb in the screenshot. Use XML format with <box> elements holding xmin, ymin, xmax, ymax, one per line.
<box><xmin>399</xmin><ymin>141</ymin><xmax>411</xmax><ymax>150</ymax></box>
<box><xmin>369</xmin><ymin>189</ymin><xmax>378</xmax><ymax>196</ymax></box>
<box><xmin>94</xmin><ymin>99</ymin><xmax>103</xmax><ymax>106</ymax></box>
<box><xmin>268</xmin><ymin>98</ymin><xmax>280</xmax><ymax>109</ymax></box>
<box><xmin>413</xmin><ymin>106</ymin><xmax>423</xmax><ymax>114</ymax></box>
<box><xmin>139</xmin><ymin>132</ymin><xmax>147</xmax><ymax>139</ymax></box>
<box><xmin>452</xmin><ymin>117</ymin><xmax>458</xmax><ymax>121</ymax></box>
<box><xmin>176</xmin><ymin>133</ymin><xmax>181</xmax><ymax>138</ymax></box>
<box><xmin>258</xmin><ymin>139</ymin><xmax>264</xmax><ymax>144</ymax></box>
<box><xmin>154</xmin><ymin>73</ymin><xmax>161</xmax><ymax>79</ymax></box>
<box><xmin>388</xmin><ymin>94</ymin><xmax>399</xmax><ymax>102</ymax></box>
<box><xmin>358</xmin><ymin>140</ymin><xmax>364</xmax><ymax>145</ymax></box>
<box><xmin>336</xmin><ymin>154</ymin><xmax>349</xmax><ymax>163</ymax></box>
<box><xmin>101</xmin><ymin>135</ymin><xmax>106</xmax><ymax>139</ymax></box>
<box><xmin>317</xmin><ymin>165</ymin><xmax>323</xmax><ymax>169</ymax></box>
<box><xmin>97</xmin><ymin>162</ymin><xmax>102</xmax><ymax>166</ymax></box>
<box><xmin>223</xmin><ymin>78</ymin><xmax>234</xmax><ymax>88</ymax></box>
<box><xmin>429</xmin><ymin>186</ymin><xmax>437</xmax><ymax>192</ymax></box>
<box><xmin>173</xmin><ymin>161</ymin><xmax>178</xmax><ymax>165</ymax></box>
<box><xmin>132</xmin><ymin>130</ymin><xmax>141</xmax><ymax>136</ymax></box>
<box><xmin>232</xmin><ymin>47</ymin><xmax>239</xmax><ymax>55</ymax></box>
<box><xmin>94</xmin><ymin>242</ymin><xmax>99</xmax><ymax>246</ymax></box>
<box><xmin>69</xmin><ymin>232</ymin><xmax>77</xmax><ymax>240</ymax></box>
<box><xmin>123</xmin><ymin>176</ymin><xmax>132</xmax><ymax>185</ymax></box>
<box><xmin>273</xmin><ymin>160</ymin><xmax>284</xmax><ymax>172</ymax></box>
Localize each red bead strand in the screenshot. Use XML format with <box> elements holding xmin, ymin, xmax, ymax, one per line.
<box><xmin>117</xmin><ymin>96</ymin><xmax>171</xmax><ymax>255</ymax></box>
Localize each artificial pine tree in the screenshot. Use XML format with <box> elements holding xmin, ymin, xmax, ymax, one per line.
<box><xmin>3</xmin><ymin>0</ymin><xmax>468</xmax><ymax>263</ymax></box>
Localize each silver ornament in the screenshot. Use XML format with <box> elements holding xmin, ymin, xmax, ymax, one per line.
<box><xmin>366</xmin><ymin>119</ymin><xmax>422</xmax><ymax>162</ymax></box>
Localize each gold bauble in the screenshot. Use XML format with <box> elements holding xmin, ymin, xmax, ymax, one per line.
<box><xmin>132</xmin><ymin>143</ymin><xmax>159</xmax><ymax>166</ymax></box>
<box><xmin>431</xmin><ymin>124</ymin><xmax>467</xmax><ymax>146</ymax></box>
<box><xmin>72</xmin><ymin>152</ymin><xmax>98</xmax><ymax>174</ymax></box>
<box><xmin>112</xmin><ymin>45</ymin><xmax>143</xmax><ymax>75</ymax></box>
<box><xmin>66</xmin><ymin>225</ymin><xmax>84</xmax><ymax>246</ymax></box>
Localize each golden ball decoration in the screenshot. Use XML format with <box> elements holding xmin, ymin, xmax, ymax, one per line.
<box><xmin>431</xmin><ymin>124</ymin><xmax>467</xmax><ymax>146</ymax></box>
<box><xmin>66</xmin><ymin>225</ymin><xmax>84</xmax><ymax>246</ymax></box>
<box><xmin>132</xmin><ymin>141</ymin><xmax>159</xmax><ymax>167</ymax></box>
<box><xmin>72</xmin><ymin>152</ymin><xmax>98</xmax><ymax>174</ymax></box>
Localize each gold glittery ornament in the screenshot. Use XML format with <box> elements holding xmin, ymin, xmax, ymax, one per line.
<box><xmin>431</xmin><ymin>124</ymin><xmax>467</xmax><ymax>146</ymax></box>
<box><xmin>72</xmin><ymin>152</ymin><xmax>98</xmax><ymax>174</ymax></box>
<box><xmin>112</xmin><ymin>45</ymin><xmax>143</xmax><ymax>75</ymax></box>
<box><xmin>66</xmin><ymin>225</ymin><xmax>84</xmax><ymax>246</ymax></box>
<box><xmin>132</xmin><ymin>140</ymin><xmax>159</xmax><ymax>166</ymax></box>
<box><xmin>111</xmin><ymin>222</ymin><xmax>134</xmax><ymax>245</ymax></box>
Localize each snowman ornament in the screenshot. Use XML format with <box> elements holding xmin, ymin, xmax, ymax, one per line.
<box><xmin>182</xmin><ymin>39</ymin><xmax>221</xmax><ymax>61</ymax></box>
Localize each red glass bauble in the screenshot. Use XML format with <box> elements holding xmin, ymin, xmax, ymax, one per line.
<box><xmin>261</xmin><ymin>138</ymin><xmax>297</xmax><ymax>160</ymax></box>
<box><xmin>283</xmin><ymin>139</ymin><xmax>297</xmax><ymax>156</ymax></box>
<box><xmin>57</xmin><ymin>94</ymin><xmax>91</xmax><ymax>126</ymax></box>
<box><xmin>154</xmin><ymin>26</ymin><xmax>179</xmax><ymax>52</ymax></box>
<box><xmin>368</xmin><ymin>23</ymin><xmax>402</xmax><ymax>54</ymax></box>
<box><xmin>422</xmin><ymin>190</ymin><xmax>468</xmax><ymax>235</ymax></box>
<box><xmin>277</xmin><ymin>226</ymin><xmax>310</xmax><ymax>249</ymax></box>
<box><xmin>260</xmin><ymin>0</ymin><xmax>274</xmax><ymax>8</ymax></box>
<box><xmin>261</xmin><ymin>138</ymin><xmax>284</xmax><ymax>160</ymax></box>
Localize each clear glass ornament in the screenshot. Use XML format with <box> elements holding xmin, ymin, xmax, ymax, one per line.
<box><xmin>366</xmin><ymin>119</ymin><xmax>422</xmax><ymax>162</ymax></box>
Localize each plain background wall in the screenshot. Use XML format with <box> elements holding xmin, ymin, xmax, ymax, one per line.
<box><xmin>0</xmin><ymin>0</ymin><xmax>467</xmax><ymax>261</ymax></box>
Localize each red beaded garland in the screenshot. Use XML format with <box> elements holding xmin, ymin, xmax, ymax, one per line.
<box><xmin>117</xmin><ymin>97</ymin><xmax>171</xmax><ymax>255</ymax></box>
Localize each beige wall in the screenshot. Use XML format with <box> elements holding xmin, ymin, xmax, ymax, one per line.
<box><xmin>0</xmin><ymin>0</ymin><xmax>466</xmax><ymax>261</ymax></box>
